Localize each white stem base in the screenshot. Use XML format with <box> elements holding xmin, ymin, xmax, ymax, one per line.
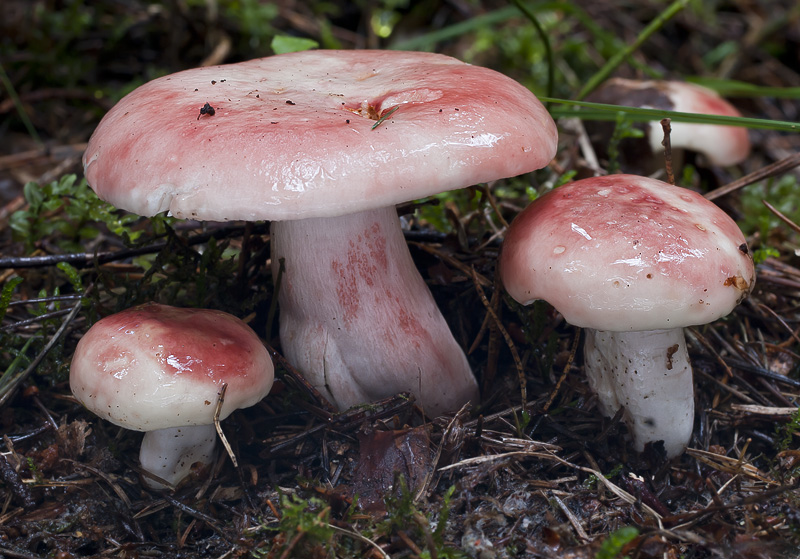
<box><xmin>583</xmin><ymin>328</ymin><xmax>694</xmax><ymax>458</ymax></box>
<box><xmin>139</xmin><ymin>424</ymin><xmax>217</xmax><ymax>489</ymax></box>
<box><xmin>271</xmin><ymin>207</ymin><xmax>478</xmax><ymax>417</ymax></box>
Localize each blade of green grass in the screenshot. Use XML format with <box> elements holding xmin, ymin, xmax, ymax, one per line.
<box><xmin>576</xmin><ymin>0</ymin><xmax>691</xmax><ymax>100</ymax></box>
<box><xmin>0</xmin><ymin>337</ymin><xmax>34</xmax><ymax>393</ymax></box>
<box><xmin>511</xmin><ymin>0</ymin><xmax>554</xmax><ymax>100</ymax></box>
<box><xmin>687</xmin><ymin>76</ymin><xmax>800</xmax><ymax>99</ymax></box>
<box><xmin>541</xmin><ymin>97</ymin><xmax>800</xmax><ymax>132</ymax></box>
<box><xmin>390</xmin><ymin>1</ymin><xmax>659</xmax><ymax>81</ymax></box>
<box><xmin>371</xmin><ymin>105</ymin><xmax>400</xmax><ymax>130</ymax></box>
<box><xmin>0</xmin><ymin>62</ymin><xmax>43</xmax><ymax>147</ymax></box>
<box><xmin>389</xmin><ymin>3</ymin><xmax>538</xmax><ymax>51</ymax></box>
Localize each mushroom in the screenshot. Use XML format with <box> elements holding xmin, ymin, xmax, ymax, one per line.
<box><xmin>499</xmin><ymin>174</ymin><xmax>754</xmax><ymax>457</ymax></box>
<box><xmin>81</xmin><ymin>50</ymin><xmax>558</xmax><ymax>416</ymax></box>
<box><xmin>585</xmin><ymin>78</ymin><xmax>750</xmax><ymax>172</ymax></box>
<box><xmin>70</xmin><ymin>303</ymin><xmax>274</xmax><ymax>488</ymax></box>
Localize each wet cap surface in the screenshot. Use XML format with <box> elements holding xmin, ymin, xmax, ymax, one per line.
<box><xmin>83</xmin><ymin>50</ymin><xmax>558</xmax><ymax>221</ymax></box>
<box><xmin>70</xmin><ymin>303</ymin><xmax>274</xmax><ymax>431</ymax></box>
<box><xmin>500</xmin><ymin>175</ymin><xmax>755</xmax><ymax>331</ymax></box>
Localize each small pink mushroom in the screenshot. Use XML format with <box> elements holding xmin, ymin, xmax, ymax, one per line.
<box><xmin>81</xmin><ymin>50</ymin><xmax>558</xmax><ymax>416</ymax></box>
<box><xmin>70</xmin><ymin>303</ymin><xmax>274</xmax><ymax>488</ymax></box>
<box><xmin>500</xmin><ymin>175</ymin><xmax>755</xmax><ymax>457</ymax></box>
<box><xmin>586</xmin><ymin>78</ymin><xmax>751</xmax><ymax>171</ymax></box>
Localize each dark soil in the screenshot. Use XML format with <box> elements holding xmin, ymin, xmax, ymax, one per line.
<box><xmin>1</xmin><ymin>1</ymin><xmax>799</xmax><ymax>558</ymax></box>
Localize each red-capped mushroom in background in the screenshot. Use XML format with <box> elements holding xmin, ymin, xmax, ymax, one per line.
<box><xmin>70</xmin><ymin>303</ymin><xmax>274</xmax><ymax>488</ymax></box>
<box><xmin>500</xmin><ymin>175</ymin><xmax>754</xmax><ymax>458</ymax></box>
<box><xmin>81</xmin><ymin>50</ymin><xmax>558</xmax><ymax>417</ymax></box>
<box><xmin>585</xmin><ymin>78</ymin><xmax>751</xmax><ymax>173</ymax></box>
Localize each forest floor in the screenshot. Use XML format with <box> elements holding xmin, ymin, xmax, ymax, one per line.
<box><xmin>1</xmin><ymin>1</ymin><xmax>800</xmax><ymax>558</ymax></box>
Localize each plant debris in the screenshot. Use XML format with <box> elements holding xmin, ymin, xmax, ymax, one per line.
<box><xmin>1</xmin><ymin>1</ymin><xmax>800</xmax><ymax>558</ymax></box>
<box><xmin>197</xmin><ymin>102</ymin><xmax>216</xmax><ymax>120</ymax></box>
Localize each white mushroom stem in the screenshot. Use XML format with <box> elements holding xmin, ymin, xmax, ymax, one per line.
<box><xmin>271</xmin><ymin>206</ymin><xmax>478</xmax><ymax>417</ymax></box>
<box><xmin>139</xmin><ymin>424</ymin><xmax>217</xmax><ymax>489</ymax></box>
<box><xmin>583</xmin><ymin>328</ymin><xmax>694</xmax><ymax>458</ymax></box>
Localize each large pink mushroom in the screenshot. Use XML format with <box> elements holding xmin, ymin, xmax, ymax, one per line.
<box><xmin>81</xmin><ymin>50</ymin><xmax>558</xmax><ymax>416</ymax></box>
<box><xmin>70</xmin><ymin>303</ymin><xmax>274</xmax><ymax>488</ymax></box>
<box><xmin>500</xmin><ymin>175</ymin><xmax>754</xmax><ymax>457</ymax></box>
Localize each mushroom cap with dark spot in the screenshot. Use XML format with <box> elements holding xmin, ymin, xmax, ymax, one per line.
<box><xmin>83</xmin><ymin>50</ymin><xmax>558</xmax><ymax>221</ymax></box>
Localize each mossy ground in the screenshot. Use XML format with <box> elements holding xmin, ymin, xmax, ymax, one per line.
<box><xmin>1</xmin><ymin>1</ymin><xmax>800</xmax><ymax>557</ymax></box>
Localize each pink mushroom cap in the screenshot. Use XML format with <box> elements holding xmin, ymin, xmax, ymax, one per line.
<box><xmin>81</xmin><ymin>50</ymin><xmax>558</xmax><ymax>417</ymax></box>
<box><xmin>501</xmin><ymin>175</ymin><xmax>755</xmax><ymax>456</ymax></box>
<box><xmin>82</xmin><ymin>50</ymin><xmax>558</xmax><ymax>221</ymax></box>
<box><xmin>500</xmin><ymin>174</ymin><xmax>755</xmax><ymax>331</ymax></box>
<box><xmin>587</xmin><ymin>78</ymin><xmax>751</xmax><ymax>167</ymax></box>
<box><xmin>70</xmin><ymin>303</ymin><xmax>274</xmax><ymax>431</ymax></box>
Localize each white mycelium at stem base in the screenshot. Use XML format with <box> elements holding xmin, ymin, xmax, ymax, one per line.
<box><xmin>272</xmin><ymin>206</ymin><xmax>478</xmax><ymax>417</ymax></box>
<box><xmin>500</xmin><ymin>175</ymin><xmax>755</xmax><ymax>458</ymax></box>
<box><xmin>583</xmin><ymin>328</ymin><xmax>693</xmax><ymax>457</ymax></box>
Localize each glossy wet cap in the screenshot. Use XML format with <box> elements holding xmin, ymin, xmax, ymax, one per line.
<box><xmin>83</xmin><ymin>50</ymin><xmax>558</xmax><ymax>221</ymax></box>
<box><xmin>586</xmin><ymin>78</ymin><xmax>750</xmax><ymax>166</ymax></box>
<box><xmin>500</xmin><ymin>175</ymin><xmax>755</xmax><ymax>331</ymax></box>
<box><xmin>70</xmin><ymin>303</ymin><xmax>274</xmax><ymax>431</ymax></box>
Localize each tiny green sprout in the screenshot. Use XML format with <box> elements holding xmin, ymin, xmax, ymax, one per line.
<box><xmin>607</xmin><ymin>112</ymin><xmax>645</xmax><ymax>175</ymax></box>
<box><xmin>752</xmin><ymin>246</ymin><xmax>779</xmax><ymax>265</ymax></box>
<box><xmin>35</xmin><ymin>287</ymin><xmax>56</xmax><ymax>316</ymax></box>
<box><xmin>0</xmin><ymin>277</ymin><xmax>24</xmax><ymax>323</ymax></box>
<box><xmin>741</xmin><ymin>175</ymin><xmax>800</xmax><ymax>241</ymax></box>
<box><xmin>10</xmin><ymin>174</ymin><xmax>149</xmax><ymax>253</ymax></box>
<box><xmin>378</xmin><ymin>477</ymin><xmax>466</xmax><ymax>559</ymax></box>
<box><xmin>274</xmin><ymin>493</ymin><xmax>333</xmax><ymax>552</ymax></box>
<box><xmin>583</xmin><ymin>463</ymin><xmax>624</xmax><ymax>489</ymax></box>
<box><xmin>372</xmin><ymin>105</ymin><xmax>399</xmax><ymax>130</ymax></box>
<box><xmin>553</xmin><ymin>170</ymin><xmax>578</xmax><ymax>189</ymax></box>
<box><xmin>680</xmin><ymin>163</ymin><xmax>697</xmax><ymax>186</ymax></box>
<box><xmin>525</xmin><ymin>185</ymin><xmax>540</xmax><ymax>201</ymax></box>
<box><xmin>518</xmin><ymin>409</ymin><xmax>532</xmax><ymax>434</ymax></box>
<box><xmin>57</xmin><ymin>262</ymin><xmax>84</xmax><ymax>294</ymax></box>
<box><xmin>380</xmin><ymin>474</ymin><xmax>417</xmax><ymax>533</ymax></box>
<box><xmin>775</xmin><ymin>407</ymin><xmax>800</xmax><ymax>452</ymax></box>
<box><xmin>596</xmin><ymin>526</ymin><xmax>639</xmax><ymax>559</ymax></box>
<box><xmin>26</xmin><ymin>456</ymin><xmax>43</xmax><ymax>484</ymax></box>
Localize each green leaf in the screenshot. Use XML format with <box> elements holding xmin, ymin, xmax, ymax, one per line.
<box><xmin>52</xmin><ymin>173</ymin><xmax>76</xmax><ymax>195</ymax></box>
<box><xmin>752</xmin><ymin>247</ymin><xmax>779</xmax><ymax>265</ymax></box>
<box><xmin>577</xmin><ymin>0</ymin><xmax>690</xmax><ymax>100</ymax></box>
<box><xmin>23</xmin><ymin>181</ymin><xmax>44</xmax><ymax>209</ymax></box>
<box><xmin>596</xmin><ymin>526</ymin><xmax>639</xmax><ymax>559</ymax></box>
<box><xmin>271</xmin><ymin>35</ymin><xmax>319</xmax><ymax>55</ymax></box>
<box><xmin>275</xmin><ymin>493</ymin><xmax>333</xmax><ymax>545</ymax></box>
